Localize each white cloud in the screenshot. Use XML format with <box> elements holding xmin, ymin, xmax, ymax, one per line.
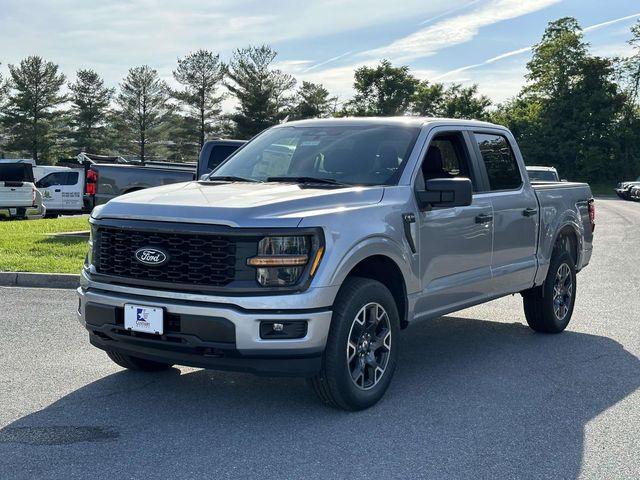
<box><xmin>363</xmin><ymin>0</ymin><xmax>561</xmax><ymax>61</ymax></box>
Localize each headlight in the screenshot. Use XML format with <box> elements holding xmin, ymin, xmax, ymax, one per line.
<box><xmin>247</xmin><ymin>236</ymin><xmax>322</xmax><ymax>287</ymax></box>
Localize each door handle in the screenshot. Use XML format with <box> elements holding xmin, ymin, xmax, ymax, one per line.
<box><xmin>522</xmin><ymin>207</ymin><xmax>538</xmax><ymax>217</ymax></box>
<box><xmin>54</xmin><ymin>189</ymin><xmax>61</xmax><ymax>192</ymax></box>
<box><xmin>475</xmin><ymin>213</ymin><xmax>493</xmax><ymax>224</ymax></box>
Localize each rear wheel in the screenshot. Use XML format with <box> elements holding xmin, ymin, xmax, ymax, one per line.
<box><xmin>308</xmin><ymin>277</ymin><xmax>400</xmax><ymax>410</ymax></box>
<box><xmin>522</xmin><ymin>250</ymin><xmax>576</xmax><ymax>333</ymax></box>
<box><xmin>106</xmin><ymin>350</ymin><xmax>173</xmax><ymax>371</ymax></box>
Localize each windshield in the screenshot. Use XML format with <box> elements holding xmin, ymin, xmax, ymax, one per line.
<box><xmin>527</xmin><ymin>169</ymin><xmax>558</xmax><ymax>182</ymax></box>
<box><xmin>210</xmin><ymin>125</ymin><xmax>421</xmax><ymax>185</ymax></box>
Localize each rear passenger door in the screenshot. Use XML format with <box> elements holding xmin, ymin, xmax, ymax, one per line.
<box><xmin>472</xmin><ymin>131</ymin><xmax>538</xmax><ymax>295</ymax></box>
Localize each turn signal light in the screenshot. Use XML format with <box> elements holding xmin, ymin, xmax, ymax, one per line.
<box><xmin>247</xmin><ymin>255</ymin><xmax>308</xmax><ymax>267</ymax></box>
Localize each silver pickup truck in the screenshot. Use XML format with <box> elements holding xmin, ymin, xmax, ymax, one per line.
<box><xmin>78</xmin><ymin>118</ymin><xmax>595</xmax><ymax>410</ymax></box>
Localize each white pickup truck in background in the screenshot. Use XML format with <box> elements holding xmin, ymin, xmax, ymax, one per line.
<box><xmin>34</xmin><ymin>165</ymin><xmax>85</xmax><ymax>217</ymax></box>
<box><xmin>0</xmin><ymin>162</ymin><xmax>46</xmax><ymax>220</ymax></box>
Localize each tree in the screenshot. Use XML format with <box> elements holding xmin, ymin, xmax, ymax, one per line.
<box><xmin>616</xmin><ymin>20</ymin><xmax>640</xmax><ymax>178</ymax></box>
<box><xmin>345</xmin><ymin>60</ymin><xmax>418</xmax><ymax>116</ymax></box>
<box><xmin>497</xmin><ymin>17</ymin><xmax>624</xmax><ymax>182</ymax></box>
<box><xmin>115</xmin><ymin>65</ymin><xmax>172</xmax><ymax>161</ymax></box>
<box><xmin>290</xmin><ymin>81</ymin><xmax>336</xmax><ymax>119</ymax></box>
<box><xmin>1</xmin><ymin>56</ymin><xmax>66</xmax><ymax>162</ymax></box>
<box><xmin>68</xmin><ymin>69</ymin><xmax>114</xmax><ymax>153</ymax></box>
<box><xmin>173</xmin><ymin>49</ymin><xmax>225</xmax><ymax>150</ymax></box>
<box><xmin>412</xmin><ymin>81</ymin><xmax>491</xmax><ymax>119</ymax></box>
<box><xmin>0</xmin><ymin>66</ymin><xmax>7</xmax><ymax>105</ymax></box>
<box><xmin>225</xmin><ymin>45</ymin><xmax>296</xmax><ymax>138</ymax></box>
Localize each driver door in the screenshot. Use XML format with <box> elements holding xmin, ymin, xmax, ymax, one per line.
<box><xmin>35</xmin><ymin>172</ymin><xmax>64</xmax><ymax>211</ymax></box>
<box><xmin>413</xmin><ymin>130</ymin><xmax>494</xmax><ymax>319</ymax></box>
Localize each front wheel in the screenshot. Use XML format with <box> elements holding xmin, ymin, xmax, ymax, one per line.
<box><xmin>522</xmin><ymin>250</ymin><xmax>577</xmax><ymax>333</ymax></box>
<box><xmin>308</xmin><ymin>277</ymin><xmax>400</xmax><ymax>410</ymax></box>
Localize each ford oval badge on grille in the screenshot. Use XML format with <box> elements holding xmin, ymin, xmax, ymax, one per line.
<box><xmin>134</xmin><ymin>247</ymin><xmax>169</xmax><ymax>266</ymax></box>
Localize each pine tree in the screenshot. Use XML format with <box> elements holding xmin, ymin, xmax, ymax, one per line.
<box><xmin>225</xmin><ymin>45</ymin><xmax>296</xmax><ymax>138</ymax></box>
<box><xmin>1</xmin><ymin>56</ymin><xmax>66</xmax><ymax>163</ymax></box>
<box><xmin>68</xmin><ymin>69</ymin><xmax>114</xmax><ymax>153</ymax></box>
<box><xmin>173</xmin><ymin>49</ymin><xmax>225</xmax><ymax>149</ymax></box>
<box><xmin>115</xmin><ymin>65</ymin><xmax>172</xmax><ymax>161</ymax></box>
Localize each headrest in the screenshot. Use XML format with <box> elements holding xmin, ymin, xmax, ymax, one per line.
<box><xmin>423</xmin><ymin>145</ymin><xmax>444</xmax><ymax>173</ymax></box>
<box><xmin>323</xmin><ymin>148</ymin><xmax>359</xmax><ymax>174</ymax></box>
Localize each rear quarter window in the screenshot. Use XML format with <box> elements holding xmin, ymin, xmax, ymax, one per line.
<box><xmin>474</xmin><ymin>133</ymin><xmax>522</xmax><ymax>191</ymax></box>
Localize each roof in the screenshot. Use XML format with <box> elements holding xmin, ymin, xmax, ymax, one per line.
<box><xmin>280</xmin><ymin>116</ymin><xmax>501</xmax><ymax>129</ymax></box>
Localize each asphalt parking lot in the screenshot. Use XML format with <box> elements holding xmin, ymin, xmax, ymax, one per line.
<box><xmin>0</xmin><ymin>198</ymin><xmax>638</xmax><ymax>480</ymax></box>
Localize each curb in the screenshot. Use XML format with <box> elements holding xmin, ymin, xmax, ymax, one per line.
<box><xmin>0</xmin><ymin>272</ymin><xmax>79</xmax><ymax>289</ymax></box>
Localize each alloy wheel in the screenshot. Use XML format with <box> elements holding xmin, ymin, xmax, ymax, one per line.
<box><xmin>553</xmin><ymin>263</ymin><xmax>573</xmax><ymax>321</ymax></box>
<box><xmin>346</xmin><ymin>302</ymin><xmax>392</xmax><ymax>390</ymax></box>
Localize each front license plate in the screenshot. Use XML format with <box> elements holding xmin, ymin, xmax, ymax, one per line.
<box><xmin>124</xmin><ymin>304</ymin><xmax>163</xmax><ymax>335</ymax></box>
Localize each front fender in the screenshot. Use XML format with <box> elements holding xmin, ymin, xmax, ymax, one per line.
<box><xmin>325</xmin><ymin>235</ymin><xmax>419</xmax><ymax>295</ymax></box>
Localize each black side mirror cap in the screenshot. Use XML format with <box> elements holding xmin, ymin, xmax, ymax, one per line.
<box><xmin>417</xmin><ymin>177</ymin><xmax>473</xmax><ymax>209</ymax></box>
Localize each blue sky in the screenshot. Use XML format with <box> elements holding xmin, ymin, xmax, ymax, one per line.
<box><xmin>0</xmin><ymin>0</ymin><xmax>638</xmax><ymax>109</ymax></box>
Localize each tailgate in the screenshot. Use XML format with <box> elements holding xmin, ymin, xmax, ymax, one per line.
<box><xmin>0</xmin><ymin>183</ymin><xmax>33</xmax><ymax>207</ymax></box>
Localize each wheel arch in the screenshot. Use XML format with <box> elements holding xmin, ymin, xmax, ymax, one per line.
<box><xmin>553</xmin><ymin>224</ymin><xmax>580</xmax><ymax>267</ymax></box>
<box><xmin>341</xmin><ymin>254</ymin><xmax>410</xmax><ymax>329</ymax></box>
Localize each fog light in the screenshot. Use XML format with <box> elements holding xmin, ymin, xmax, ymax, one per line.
<box><xmin>260</xmin><ymin>321</ymin><xmax>308</xmax><ymax>339</ymax></box>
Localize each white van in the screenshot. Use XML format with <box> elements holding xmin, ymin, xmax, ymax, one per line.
<box><xmin>34</xmin><ymin>166</ymin><xmax>85</xmax><ymax>216</ymax></box>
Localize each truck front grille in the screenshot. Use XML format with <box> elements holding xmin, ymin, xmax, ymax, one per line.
<box><xmin>94</xmin><ymin>226</ymin><xmax>237</xmax><ymax>287</ymax></box>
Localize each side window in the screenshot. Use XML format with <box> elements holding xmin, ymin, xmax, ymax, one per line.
<box><xmin>419</xmin><ymin>133</ymin><xmax>476</xmax><ymax>191</ymax></box>
<box><xmin>474</xmin><ymin>133</ymin><xmax>522</xmax><ymax>191</ymax></box>
<box><xmin>36</xmin><ymin>173</ymin><xmax>59</xmax><ymax>188</ymax></box>
<box><xmin>64</xmin><ymin>172</ymin><xmax>79</xmax><ymax>185</ymax></box>
<box><xmin>37</xmin><ymin>172</ymin><xmax>78</xmax><ymax>187</ymax></box>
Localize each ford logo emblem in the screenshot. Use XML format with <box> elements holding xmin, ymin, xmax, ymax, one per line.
<box><xmin>134</xmin><ymin>247</ymin><xmax>169</xmax><ymax>266</ymax></box>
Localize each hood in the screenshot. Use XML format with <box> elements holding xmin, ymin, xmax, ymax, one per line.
<box><xmin>93</xmin><ymin>181</ymin><xmax>385</xmax><ymax>227</ymax></box>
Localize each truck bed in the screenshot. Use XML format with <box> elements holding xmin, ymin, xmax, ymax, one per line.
<box><xmin>532</xmin><ymin>181</ymin><xmax>594</xmax><ymax>284</ymax></box>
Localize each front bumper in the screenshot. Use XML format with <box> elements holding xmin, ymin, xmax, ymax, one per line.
<box><xmin>78</xmin><ymin>285</ymin><xmax>333</xmax><ymax>377</ymax></box>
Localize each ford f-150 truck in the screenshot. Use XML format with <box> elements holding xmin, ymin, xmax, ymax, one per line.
<box><xmin>78</xmin><ymin>118</ymin><xmax>595</xmax><ymax>410</ymax></box>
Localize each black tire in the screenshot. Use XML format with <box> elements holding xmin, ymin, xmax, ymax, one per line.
<box><xmin>106</xmin><ymin>350</ymin><xmax>173</xmax><ymax>371</ymax></box>
<box><xmin>308</xmin><ymin>277</ymin><xmax>400</xmax><ymax>410</ymax></box>
<box><xmin>522</xmin><ymin>250</ymin><xmax>576</xmax><ymax>333</ymax></box>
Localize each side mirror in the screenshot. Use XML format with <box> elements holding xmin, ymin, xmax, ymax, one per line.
<box><xmin>417</xmin><ymin>177</ymin><xmax>473</xmax><ymax>209</ymax></box>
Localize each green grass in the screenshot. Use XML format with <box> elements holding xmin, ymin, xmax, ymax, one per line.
<box><xmin>0</xmin><ymin>216</ymin><xmax>89</xmax><ymax>273</ymax></box>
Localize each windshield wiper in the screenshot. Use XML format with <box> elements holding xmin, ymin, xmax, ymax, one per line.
<box><xmin>266</xmin><ymin>176</ymin><xmax>350</xmax><ymax>186</ymax></box>
<box><xmin>205</xmin><ymin>175</ymin><xmax>259</xmax><ymax>183</ymax></box>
